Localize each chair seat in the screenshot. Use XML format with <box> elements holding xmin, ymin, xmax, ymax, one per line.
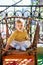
<box><xmin>3</xmin><ymin>48</ymin><xmax>36</xmax><ymax>55</ymax></box>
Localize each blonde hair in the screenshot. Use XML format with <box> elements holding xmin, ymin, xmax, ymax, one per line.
<box><xmin>16</xmin><ymin>20</ymin><xmax>23</xmax><ymax>24</ymax></box>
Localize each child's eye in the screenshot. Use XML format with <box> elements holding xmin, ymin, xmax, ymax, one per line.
<box><xmin>17</xmin><ymin>25</ymin><xmax>19</xmax><ymax>27</ymax></box>
<box><xmin>18</xmin><ymin>25</ymin><xmax>19</xmax><ymax>27</ymax></box>
<box><xmin>21</xmin><ymin>25</ymin><xmax>23</xmax><ymax>26</ymax></box>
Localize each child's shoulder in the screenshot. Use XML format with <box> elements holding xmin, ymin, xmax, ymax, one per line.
<box><xmin>12</xmin><ymin>30</ymin><xmax>17</xmax><ymax>34</ymax></box>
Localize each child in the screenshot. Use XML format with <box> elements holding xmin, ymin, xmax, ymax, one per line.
<box><xmin>4</xmin><ymin>19</ymin><xmax>31</xmax><ymax>51</ymax></box>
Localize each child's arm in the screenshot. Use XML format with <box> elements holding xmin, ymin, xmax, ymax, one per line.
<box><xmin>25</xmin><ymin>30</ymin><xmax>30</xmax><ymax>40</ymax></box>
<box><xmin>7</xmin><ymin>32</ymin><xmax>15</xmax><ymax>45</ymax></box>
<box><xmin>2</xmin><ymin>31</ymin><xmax>16</xmax><ymax>54</ymax></box>
<box><xmin>6</xmin><ymin>32</ymin><xmax>16</xmax><ymax>47</ymax></box>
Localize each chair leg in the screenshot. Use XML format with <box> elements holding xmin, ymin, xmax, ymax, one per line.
<box><xmin>34</xmin><ymin>52</ymin><xmax>37</xmax><ymax>65</ymax></box>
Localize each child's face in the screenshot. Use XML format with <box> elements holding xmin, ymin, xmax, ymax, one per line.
<box><xmin>15</xmin><ymin>22</ymin><xmax>24</xmax><ymax>31</ymax></box>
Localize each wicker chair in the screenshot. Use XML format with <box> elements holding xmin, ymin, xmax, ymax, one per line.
<box><xmin>2</xmin><ymin>17</ymin><xmax>40</xmax><ymax>65</ymax></box>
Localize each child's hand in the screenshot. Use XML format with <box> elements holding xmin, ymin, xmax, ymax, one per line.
<box><xmin>2</xmin><ymin>48</ymin><xmax>7</xmax><ymax>55</ymax></box>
